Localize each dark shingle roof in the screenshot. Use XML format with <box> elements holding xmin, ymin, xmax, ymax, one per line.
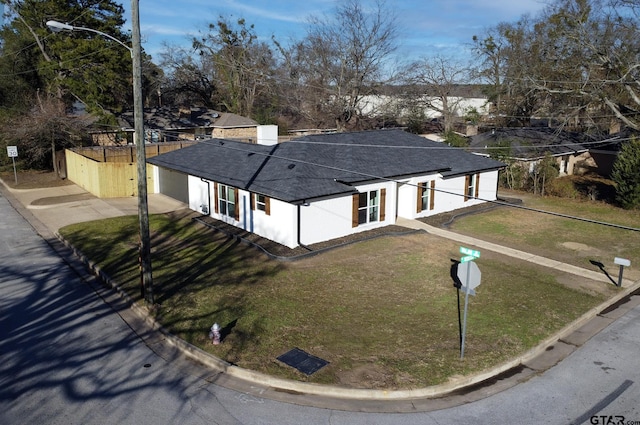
<box><xmin>212</xmin><ymin>112</ymin><xmax>258</xmax><ymax>127</ymax></box>
<box><xmin>469</xmin><ymin>127</ymin><xmax>590</xmax><ymax>159</ymax></box>
<box><xmin>119</xmin><ymin>107</ymin><xmax>257</xmax><ymax>130</ymax></box>
<box><xmin>590</xmin><ymin>129</ymin><xmax>638</xmax><ymax>152</ymax></box>
<box><xmin>148</xmin><ymin>129</ymin><xmax>504</xmax><ymax>203</ymax></box>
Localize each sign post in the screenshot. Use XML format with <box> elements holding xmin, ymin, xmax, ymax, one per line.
<box><xmin>460</xmin><ymin>246</ymin><xmax>480</xmax><ymax>261</ymax></box>
<box><xmin>6</xmin><ymin>146</ymin><xmax>18</xmax><ymax>185</ymax></box>
<box><xmin>458</xmin><ymin>246</ymin><xmax>481</xmax><ymax>359</ymax></box>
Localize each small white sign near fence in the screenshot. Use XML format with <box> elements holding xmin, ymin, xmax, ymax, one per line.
<box><xmin>6</xmin><ymin>146</ymin><xmax>18</xmax><ymax>184</ymax></box>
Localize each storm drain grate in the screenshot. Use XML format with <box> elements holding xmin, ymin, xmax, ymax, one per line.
<box><xmin>277</xmin><ymin>348</ymin><xmax>329</xmax><ymax>376</ymax></box>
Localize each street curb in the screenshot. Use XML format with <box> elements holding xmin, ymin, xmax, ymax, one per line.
<box><xmin>55</xmin><ymin>231</ymin><xmax>640</xmax><ymax>401</ymax></box>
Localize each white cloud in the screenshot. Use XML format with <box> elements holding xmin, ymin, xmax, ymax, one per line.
<box><xmin>217</xmin><ymin>0</ymin><xmax>309</xmax><ymax>24</ymax></box>
<box><xmin>141</xmin><ymin>24</ymin><xmax>196</xmax><ymax>37</ymax></box>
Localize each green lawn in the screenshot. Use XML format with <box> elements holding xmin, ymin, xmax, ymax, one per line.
<box><xmin>59</xmin><ymin>203</ymin><xmax>623</xmax><ymax>389</ymax></box>
<box><xmin>452</xmin><ymin>192</ymin><xmax>640</xmax><ymax>282</ymax></box>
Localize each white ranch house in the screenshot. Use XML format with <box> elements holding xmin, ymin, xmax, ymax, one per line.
<box><xmin>148</xmin><ymin>129</ymin><xmax>505</xmax><ymax>249</ymax></box>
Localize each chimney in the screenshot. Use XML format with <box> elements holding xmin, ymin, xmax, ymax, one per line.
<box><xmin>257</xmin><ymin>125</ymin><xmax>278</xmax><ymax>145</ymax></box>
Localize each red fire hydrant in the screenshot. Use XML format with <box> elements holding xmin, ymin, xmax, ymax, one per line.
<box><xmin>209</xmin><ymin>323</ymin><xmax>221</xmax><ymax>345</ymax></box>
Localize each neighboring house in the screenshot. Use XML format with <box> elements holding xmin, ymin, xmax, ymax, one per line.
<box><xmin>90</xmin><ymin>106</ymin><xmax>220</xmax><ymax>145</ymax></box>
<box><xmin>359</xmin><ymin>85</ymin><xmax>491</xmax><ymax>122</ymax></box>
<box><xmin>587</xmin><ymin>130</ymin><xmax>637</xmax><ymax>177</ymax></box>
<box><xmin>211</xmin><ymin>112</ymin><xmax>262</xmax><ymax>142</ymax></box>
<box><xmin>148</xmin><ymin>129</ymin><xmax>504</xmax><ymax>249</ymax></box>
<box><xmin>92</xmin><ymin>107</ymin><xmax>265</xmax><ymax>146</ymax></box>
<box><xmin>469</xmin><ymin>127</ymin><xmax>595</xmax><ymax>175</ymax></box>
<box><xmin>139</xmin><ymin>106</ymin><xmax>222</xmax><ymax>142</ymax></box>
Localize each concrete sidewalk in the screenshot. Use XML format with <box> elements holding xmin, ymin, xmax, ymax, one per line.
<box><xmin>396</xmin><ymin>217</ymin><xmax>636</xmax><ymax>288</ymax></box>
<box><xmin>1</xmin><ymin>176</ymin><xmax>639</xmax><ymax>411</ymax></box>
<box><xmin>0</xmin><ymin>179</ymin><xmax>188</xmax><ymax>236</ymax></box>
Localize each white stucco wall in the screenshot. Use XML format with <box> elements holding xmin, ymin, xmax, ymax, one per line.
<box><xmin>188</xmin><ymin>183</ymin><xmax>299</xmax><ymax>248</ymax></box>
<box><xmin>396</xmin><ymin>170</ymin><xmax>499</xmax><ymax>220</ymax></box>
<box><xmin>188</xmin><ymin>176</ymin><xmax>211</xmax><ymax>214</ymax></box>
<box><xmin>477</xmin><ymin>170</ymin><xmax>500</xmax><ymax>202</ymax></box>
<box><xmin>299</xmin><ymin>181</ymin><xmax>396</xmax><ymax>246</ymax></box>
<box><xmin>246</xmin><ymin>195</ymin><xmax>298</xmax><ymax>249</ymax></box>
<box><xmin>298</xmin><ymin>196</ymin><xmax>353</xmax><ymax>246</ymax></box>
<box><xmin>153</xmin><ymin>164</ymin><xmax>500</xmax><ymax>249</ymax></box>
<box><xmin>428</xmin><ymin>172</ymin><xmax>498</xmax><ymax>214</ymax></box>
<box><xmin>396</xmin><ymin>175</ymin><xmax>439</xmax><ymax>218</ymax></box>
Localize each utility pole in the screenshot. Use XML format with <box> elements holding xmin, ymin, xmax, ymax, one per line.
<box><xmin>131</xmin><ymin>0</ymin><xmax>153</xmax><ymax>304</ymax></box>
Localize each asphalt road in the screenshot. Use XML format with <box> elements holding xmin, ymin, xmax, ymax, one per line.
<box><xmin>1</xmin><ymin>191</ymin><xmax>639</xmax><ymax>425</ymax></box>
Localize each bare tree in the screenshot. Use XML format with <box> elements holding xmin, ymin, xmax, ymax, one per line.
<box><xmin>6</xmin><ymin>94</ymin><xmax>92</xmax><ymax>171</ymax></box>
<box><xmin>403</xmin><ymin>55</ymin><xmax>470</xmax><ymax>132</ymax></box>
<box><xmin>159</xmin><ymin>44</ymin><xmax>221</xmax><ymax>108</ymax></box>
<box><xmin>193</xmin><ymin>17</ymin><xmax>275</xmax><ymax>117</ymax></box>
<box><xmin>473</xmin><ymin>0</ymin><xmax>640</xmax><ymax>131</ymax></box>
<box><xmin>281</xmin><ymin>0</ymin><xmax>398</xmax><ymax>131</ymax></box>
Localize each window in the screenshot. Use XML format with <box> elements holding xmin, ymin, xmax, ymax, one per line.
<box><xmin>417</xmin><ymin>181</ymin><xmax>435</xmax><ymax>212</ymax></box>
<box><xmin>465</xmin><ymin>174</ymin><xmax>480</xmax><ymax>201</ymax></box>
<box><xmin>256</xmin><ymin>194</ymin><xmax>266</xmax><ymax>211</ymax></box>
<box><xmin>251</xmin><ymin>193</ymin><xmax>270</xmax><ymax>215</ymax></box>
<box><xmin>358</xmin><ymin>191</ymin><xmax>379</xmax><ymax>224</ymax></box>
<box><xmin>217</xmin><ymin>184</ymin><xmax>236</xmax><ymax>219</ymax></box>
<box><xmin>352</xmin><ymin>189</ymin><xmax>386</xmax><ymax>227</ymax></box>
<box><xmin>421</xmin><ymin>185</ymin><xmax>429</xmax><ymax>211</ymax></box>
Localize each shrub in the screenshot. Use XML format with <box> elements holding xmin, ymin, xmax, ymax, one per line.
<box><xmin>547</xmin><ymin>177</ymin><xmax>580</xmax><ymax>199</ymax></box>
<box><xmin>611</xmin><ymin>138</ymin><xmax>640</xmax><ymax>209</ymax></box>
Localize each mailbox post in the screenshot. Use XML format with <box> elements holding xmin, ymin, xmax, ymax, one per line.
<box><xmin>614</xmin><ymin>257</ymin><xmax>631</xmax><ymax>287</ymax></box>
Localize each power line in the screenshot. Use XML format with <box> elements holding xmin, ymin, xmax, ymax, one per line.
<box><xmin>192</xmin><ymin>137</ymin><xmax>640</xmax><ymax>232</ymax></box>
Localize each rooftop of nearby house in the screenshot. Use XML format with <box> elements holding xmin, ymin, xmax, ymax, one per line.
<box><xmin>469</xmin><ymin>127</ymin><xmax>593</xmax><ymax>159</ymax></box>
<box><xmin>118</xmin><ymin>107</ymin><xmax>257</xmax><ymax>131</ymax></box>
<box><xmin>148</xmin><ymin>129</ymin><xmax>505</xmax><ymax>203</ymax></box>
<box><xmin>212</xmin><ymin>112</ymin><xmax>259</xmax><ymax>128</ymax></box>
<box><xmin>589</xmin><ymin>129</ymin><xmax>638</xmax><ymax>152</ymax></box>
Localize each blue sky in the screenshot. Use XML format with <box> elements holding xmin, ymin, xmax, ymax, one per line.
<box><xmin>122</xmin><ymin>0</ymin><xmax>548</xmax><ymax>63</ymax></box>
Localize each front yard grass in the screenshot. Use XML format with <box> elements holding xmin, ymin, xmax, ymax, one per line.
<box><xmin>59</xmin><ymin>207</ymin><xmax>622</xmax><ymax>389</ymax></box>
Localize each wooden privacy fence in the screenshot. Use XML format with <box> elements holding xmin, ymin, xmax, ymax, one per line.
<box><xmin>66</xmin><ymin>141</ymin><xmax>196</xmax><ymax>198</ymax></box>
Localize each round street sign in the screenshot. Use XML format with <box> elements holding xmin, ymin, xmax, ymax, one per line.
<box><xmin>457</xmin><ymin>260</ymin><xmax>481</xmax><ymax>290</ymax></box>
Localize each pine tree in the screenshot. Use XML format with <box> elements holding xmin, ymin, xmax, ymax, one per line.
<box><xmin>611</xmin><ymin>138</ymin><xmax>640</xmax><ymax>210</ymax></box>
<box><xmin>1</xmin><ymin>0</ymin><xmax>132</xmax><ymax>114</ymax></box>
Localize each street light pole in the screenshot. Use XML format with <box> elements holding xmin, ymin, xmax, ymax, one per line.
<box><xmin>46</xmin><ymin>2</ymin><xmax>154</xmax><ymax>305</ymax></box>
<box><xmin>131</xmin><ymin>0</ymin><xmax>153</xmax><ymax>305</ymax></box>
<box><xmin>45</xmin><ymin>20</ymin><xmax>133</xmax><ymax>55</ymax></box>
